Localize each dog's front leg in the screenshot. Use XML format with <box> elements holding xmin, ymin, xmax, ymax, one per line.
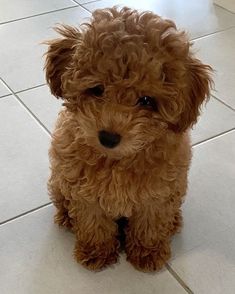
<box><xmin>125</xmin><ymin>204</ymin><xmax>180</xmax><ymax>272</ymax></box>
<box><xmin>74</xmin><ymin>204</ymin><xmax>120</xmax><ymax>271</ymax></box>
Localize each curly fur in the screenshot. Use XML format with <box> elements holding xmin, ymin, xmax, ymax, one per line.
<box><xmin>44</xmin><ymin>7</ymin><xmax>213</xmax><ymax>272</ymax></box>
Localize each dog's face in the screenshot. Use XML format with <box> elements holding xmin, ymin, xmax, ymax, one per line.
<box><xmin>45</xmin><ymin>7</ymin><xmax>212</xmax><ymax>159</ymax></box>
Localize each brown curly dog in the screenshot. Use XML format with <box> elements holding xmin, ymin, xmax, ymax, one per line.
<box><xmin>44</xmin><ymin>7</ymin><xmax>212</xmax><ymax>272</ymax></box>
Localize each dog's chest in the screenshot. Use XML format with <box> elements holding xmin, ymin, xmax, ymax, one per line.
<box><xmin>94</xmin><ymin>166</ymin><xmax>138</xmax><ymax>218</ymax></box>
<box><xmin>72</xmin><ymin>154</ymin><xmax>184</xmax><ymax>219</ymax></box>
<box><xmin>64</xmin><ymin>160</ymin><xmax>138</xmax><ymax>217</ymax></box>
<box><xmin>78</xmin><ymin>162</ymin><xmax>172</xmax><ymax>218</ymax></box>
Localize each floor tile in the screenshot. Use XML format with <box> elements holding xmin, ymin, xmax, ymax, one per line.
<box><xmin>0</xmin><ymin>0</ymin><xmax>77</xmax><ymax>24</ymax></box>
<box><xmin>191</xmin><ymin>97</ymin><xmax>235</xmax><ymax>145</ymax></box>
<box><xmin>170</xmin><ymin>131</ymin><xmax>235</xmax><ymax>293</ymax></box>
<box><xmin>0</xmin><ymin>6</ymin><xmax>90</xmax><ymax>92</ymax></box>
<box><xmin>84</xmin><ymin>0</ymin><xmax>235</xmax><ymax>39</ymax></box>
<box><xmin>18</xmin><ymin>85</ymin><xmax>63</xmax><ymax>132</ymax></box>
<box><xmin>214</xmin><ymin>0</ymin><xmax>235</xmax><ymax>13</ymax></box>
<box><xmin>194</xmin><ymin>27</ymin><xmax>235</xmax><ymax>109</ymax></box>
<box><xmin>0</xmin><ymin>79</ymin><xmax>11</xmax><ymax>97</ymax></box>
<box><xmin>75</xmin><ymin>0</ymin><xmax>102</xmax><ymax>4</ymax></box>
<box><xmin>173</xmin><ymin>131</ymin><xmax>235</xmax><ymax>255</ymax></box>
<box><xmin>0</xmin><ymin>96</ymin><xmax>50</xmax><ymax>223</ymax></box>
<box><xmin>0</xmin><ymin>205</ymin><xmax>187</xmax><ymax>294</ymax></box>
<box><xmin>170</xmin><ymin>226</ymin><xmax>235</xmax><ymax>294</ymax></box>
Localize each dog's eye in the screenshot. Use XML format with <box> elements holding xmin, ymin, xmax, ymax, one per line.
<box><xmin>87</xmin><ymin>85</ymin><xmax>104</xmax><ymax>97</ymax></box>
<box><xmin>137</xmin><ymin>96</ymin><xmax>157</xmax><ymax>111</ymax></box>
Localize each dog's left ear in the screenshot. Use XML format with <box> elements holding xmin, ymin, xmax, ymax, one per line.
<box><xmin>44</xmin><ymin>25</ymin><xmax>80</xmax><ymax>99</ymax></box>
<box><xmin>175</xmin><ymin>57</ymin><xmax>213</xmax><ymax>132</ymax></box>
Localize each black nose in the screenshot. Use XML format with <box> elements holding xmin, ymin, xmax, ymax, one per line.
<box><xmin>98</xmin><ymin>130</ymin><xmax>121</xmax><ymax>148</ymax></box>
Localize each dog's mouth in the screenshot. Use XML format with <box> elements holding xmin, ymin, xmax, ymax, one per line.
<box><xmin>81</xmin><ymin>121</ymin><xmax>167</xmax><ymax>162</ymax></box>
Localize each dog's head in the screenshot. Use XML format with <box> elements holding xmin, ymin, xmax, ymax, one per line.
<box><xmin>45</xmin><ymin>7</ymin><xmax>212</xmax><ymax>159</ymax></box>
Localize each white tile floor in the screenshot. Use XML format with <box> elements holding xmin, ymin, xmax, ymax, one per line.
<box><xmin>0</xmin><ymin>1</ymin><xmax>234</xmax><ymax>293</ymax></box>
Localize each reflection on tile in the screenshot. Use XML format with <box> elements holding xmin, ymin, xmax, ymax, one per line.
<box><xmin>0</xmin><ymin>6</ymin><xmax>90</xmax><ymax>92</ymax></box>
<box><xmin>84</xmin><ymin>0</ymin><xmax>235</xmax><ymax>39</ymax></box>
<box><xmin>18</xmin><ymin>85</ymin><xmax>62</xmax><ymax>132</ymax></box>
<box><xmin>0</xmin><ymin>0</ymin><xmax>77</xmax><ymax>24</ymax></box>
<box><xmin>0</xmin><ymin>96</ymin><xmax>50</xmax><ymax>222</ymax></box>
<box><xmin>191</xmin><ymin>98</ymin><xmax>235</xmax><ymax>145</ymax></box>
<box><xmin>170</xmin><ymin>131</ymin><xmax>235</xmax><ymax>293</ymax></box>
<box><xmin>194</xmin><ymin>27</ymin><xmax>235</xmax><ymax>109</ymax></box>
<box><xmin>0</xmin><ymin>206</ymin><xmax>187</xmax><ymax>294</ymax></box>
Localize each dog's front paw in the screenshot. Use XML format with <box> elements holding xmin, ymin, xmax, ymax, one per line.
<box><xmin>74</xmin><ymin>239</ymin><xmax>120</xmax><ymax>271</ymax></box>
<box><xmin>126</xmin><ymin>240</ymin><xmax>171</xmax><ymax>272</ymax></box>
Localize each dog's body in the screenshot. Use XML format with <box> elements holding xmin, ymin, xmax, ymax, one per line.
<box><xmin>45</xmin><ymin>7</ymin><xmax>212</xmax><ymax>272</ymax></box>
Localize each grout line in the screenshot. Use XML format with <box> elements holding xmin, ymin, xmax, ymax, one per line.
<box><xmin>79</xmin><ymin>3</ymin><xmax>93</xmax><ymax>13</ymax></box>
<box><xmin>192</xmin><ymin>128</ymin><xmax>235</xmax><ymax>148</ymax></box>
<box><xmin>70</xmin><ymin>0</ymin><xmax>80</xmax><ymax>4</ymax></box>
<box><xmin>15</xmin><ymin>83</ymin><xmax>46</xmax><ymax>94</ymax></box>
<box><xmin>73</xmin><ymin>0</ymin><xmax>102</xmax><ymax>5</ymax></box>
<box><xmin>13</xmin><ymin>93</ymin><xmax>52</xmax><ymax>136</ymax></box>
<box><xmin>0</xmin><ymin>203</ymin><xmax>52</xmax><ymax>226</ymax></box>
<box><xmin>212</xmin><ymin>94</ymin><xmax>235</xmax><ymax>111</ymax></box>
<box><xmin>0</xmin><ymin>93</ymin><xmax>12</xmax><ymax>99</ymax></box>
<box><xmin>0</xmin><ymin>77</ymin><xmax>14</xmax><ymax>93</ymax></box>
<box><xmin>0</xmin><ymin>77</ymin><xmax>51</xmax><ymax>136</ymax></box>
<box><xmin>0</xmin><ymin>5</ymin><xmax>79</xmax><ymax>26</ymax></box>
<box><xmin>166</xmin><ymin>264</ymin><xmax>194</xmax><ymax>294</ymax></box>
<box><xmin>191</xmin><ymin>24</ymin><xmax>235</xmax><ymax>42</ymax></box>
<box><xmin>214</xmin><ymin>3</ymin><xmax>235</xmax><ymax>15</ymax></box>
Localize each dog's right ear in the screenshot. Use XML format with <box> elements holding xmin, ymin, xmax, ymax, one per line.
<box><xmin>44</xmin><ymin>25</ymin><xmax>80</xmax><ymax>98</ymax></box>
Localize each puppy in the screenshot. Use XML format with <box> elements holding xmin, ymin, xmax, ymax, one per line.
<box><xmin>44</xmin><ymin>7</ymin><xmax>212</xmax><ymax>272</ymax></box>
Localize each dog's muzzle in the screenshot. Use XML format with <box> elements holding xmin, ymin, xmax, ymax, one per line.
<box><xmin>98</xmin><ymin>130</ymin><xmax>121</xmax><ymax>148</ymax></box>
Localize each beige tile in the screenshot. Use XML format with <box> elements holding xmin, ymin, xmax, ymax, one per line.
<box><xmin>84</xmin><ymin>0</ymin><xmax>235</xmax><ymax>39</ymax></box>
<box><xmin>170</xmin><ymin>131</ymin><xmax>235</xmax><ymax>293</ymax></box>
<box><xmin>214</xmin><ymin>0</ymin><xmax>235</xmax><ymax>13</ymax></box>
<box><xmin>194</xmin><ymin>27</ymin><xmax>235</xmax><ymax>109</ymax></box>
<box><xmin>0</xmin><ymin>79</ymin><xmax>11</xmax><ymax>97</ymax></box>
<box><xmin>0</xmin><ymin>206</ymin><xmax>188</xmax><ymax>294</ymax></box>
<box><xmin>18</xmin><ymin>85</ymin><xmax>63</xmax><ymax>132</ymax></box>
<box><xmin>191</xmin><ymin>98</ymin><xmax>235</xmax><ymax>145</ymax></box>
<box><xmin>0</xmin><ymin>0</ymin><xmax>77</xmax><ymax>24</ymax></box>
<box><xmin>0</xmin><ymin>96</ymin><xmax>50</xmax><ymax>223</ymax></box>
<box><xmin>0</xmin><ymin>6</ymin><xmax>90</xmax><ymax>92</ymax></box>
